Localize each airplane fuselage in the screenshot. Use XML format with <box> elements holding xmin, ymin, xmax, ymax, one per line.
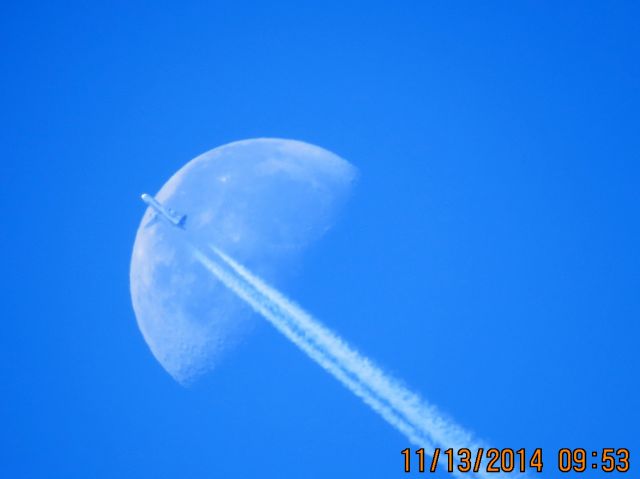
<box><xmin>141</xmin><ymin>193</ymin><xmax>187</xmax><ymax>228</ymax></box>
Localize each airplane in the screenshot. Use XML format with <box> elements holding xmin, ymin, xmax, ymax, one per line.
<box><xmin>141</xmin><ymin>193</ymin><xmax>187</xmax><ymax>228</ymax></box>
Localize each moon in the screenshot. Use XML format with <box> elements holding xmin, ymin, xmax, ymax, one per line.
<box><xmin>129</xmin><ymin>138</ymin><xmax>357</xmax><ymax>384</ymax></box>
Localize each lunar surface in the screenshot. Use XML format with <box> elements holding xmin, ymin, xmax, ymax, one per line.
<box><xmin>130</xmin><ymin>138</ymin><xmax>357</xmax><ymax>384</ymax></box>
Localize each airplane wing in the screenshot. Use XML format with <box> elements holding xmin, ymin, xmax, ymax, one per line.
<box><xmin>144</xmin><ymin>214</ymin><xmax>161</xmax><ymax>229</ymax></box>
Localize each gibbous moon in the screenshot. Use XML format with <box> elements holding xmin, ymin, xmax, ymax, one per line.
<box><xmin>129</xmin><ymin>138</ymin><xmax>357</xmax><ymax>384</ymax></box>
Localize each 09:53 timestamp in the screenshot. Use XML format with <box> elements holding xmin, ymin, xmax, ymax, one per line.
<box><xmin>401</xmin><ymin>447</ymin><xmax>630</xmax><ymax>474</ymax></box>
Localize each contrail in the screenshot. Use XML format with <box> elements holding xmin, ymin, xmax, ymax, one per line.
<box><xmin>192</xmin><ymin>245</ymin><xmax>506</xmax><ymax>478</ymax></box>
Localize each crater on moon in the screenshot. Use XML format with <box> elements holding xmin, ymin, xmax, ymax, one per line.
<box><xmin>129</xmin><ymin>138</ymin><xmax>357</xmax><ymax>384</ymax></box>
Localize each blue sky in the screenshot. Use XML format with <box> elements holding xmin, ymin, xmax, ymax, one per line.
<box><xmin>1</xmin><ymin>1</ymin><xmax>639</xmax><ymax>478</ymax></box>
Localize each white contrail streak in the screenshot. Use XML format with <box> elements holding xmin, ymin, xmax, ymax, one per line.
<box><xmin>193</xmin><ymin>246</ymin><xmax>505</xmax><ymax>479</ymax></box>
<box><xmin>192</xmin><ymin>247</ymin><xmax>434</xmax><ymax>446</ymax></box>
